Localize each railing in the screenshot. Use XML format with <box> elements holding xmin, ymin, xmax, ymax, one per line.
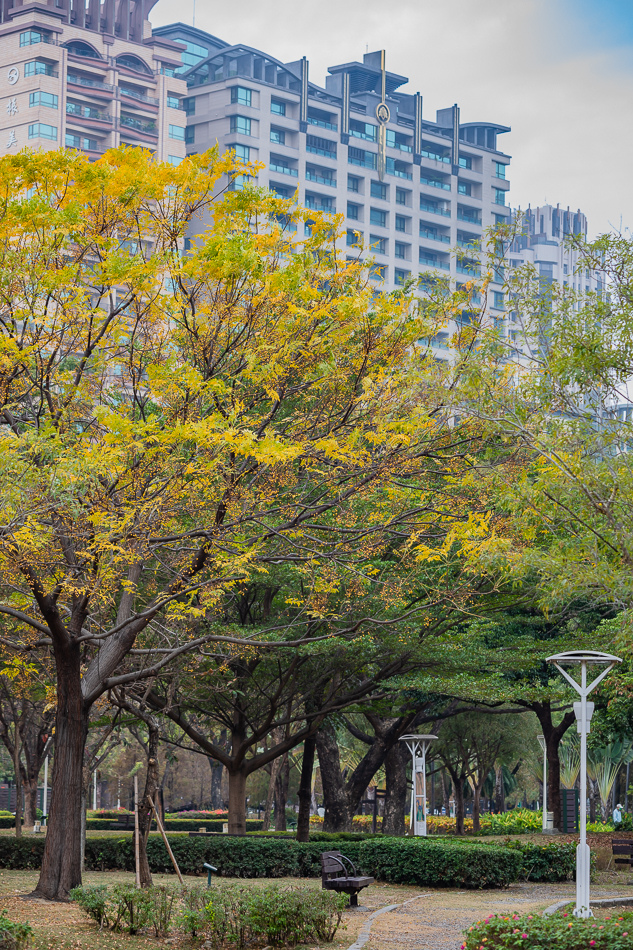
<box><xmin>306</xmin><ymin>144</ymin><xmax>336</xmax><ymax>159</ymax></box>
<box><xmin>420</xmin><ymin>176</ymin><xmax>450</xmax><ymax>191</ymax></box>
<box><xmin>307</xmin><ymin>116</ymin><xmax>337</xmax><ymax>131</ymax></box>
<box><xmin>349</xmin><ymin>154</ymin><xmax>376</xmax><ymax>169</ymax></box>
<box><xmin>420</xmin><ymin>229</ymin><xmax>449</xmax><ymax>244</ymax></box>
<box><xmin>120</xmin><ymin>115</ymin><xmax>157</xmax><ymax>134</ymax></box>
<box><xmin>350</xmin><ymin>128</ymin><xmax>377</xmax><ymax>142</ymax></box>
<box><xmin>387</xmin><ymin>165</ymin><xmax>412</xmax><ymax>180</ymax></box>
<box><xmin>119</xmin><ymin>87</ymin><xmax>160</xmax><ymax>106</ymax></box>
<box><xmin>420</xmin><ymin>201</ymin><xmax>450</xmax><ymax>217</ymax></box>
<box><xmin>388</xmin><ymin>139</ymin><xmax>413</xmax><ymax>153</ymax></box>
<box><xmin>270</xmin><ymin>163</ymin><xmax>298</xmax><ymax>177</ymax></box>
<box><xmin>66</xmin><ymin>103</ymin><xmax>111</xmax><ymax>122</ymax></box>
<box><xmin>305</xmin><ymin>198</ymin><xmax>335</xmax><ymax>212</ymax></box>
<box><xmin>419</xmin><ymin>257</ymin><xmax>450</xmax><ymax>271</ymax></box>
<box><xmin>67</xmin><ymin>74</ymin><xmax>114</xmax><ymax>92</ymax></box>
<box><xmin>456</xmin><ymin>261</ymin><xmax>481</xmax><ymax>275</ymax></box>
<box><xmin>457</xmin><ymin>239</ymin><xmax>480</xmax><ymax>249</ymax></box>
<box><xmin>457</xmin><ymin>211</ymin><xmax>481</xmax><ymax>225</ymax></box>
<box><xmin>421</xmin><ymin>148</ymin><xmax>450</xmax><ymax>164</ymax></box>
<box><xmin>421</xmin><ymin>335</ymin><xmax>449</xmax><ymax>349</ymax></box>
<box><xmin>305</xmin><ymin>171</ymin><xmax>336</xmax><ymax>187</ymax></box>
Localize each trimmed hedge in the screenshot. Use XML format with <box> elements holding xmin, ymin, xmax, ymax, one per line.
<box><xmin>463</xmin><ymin>912</ymin><xmax>633</xmax><ymax>949</ymax></box>
<box><xmin>85</xmin><ymin>818</ymin><xmax>264</xmax><ymax>832</ymax></box>
<box><xmin>0</xmin><ymin>834</ymin><xmax>576</xmax><ymax>888</ymax></box>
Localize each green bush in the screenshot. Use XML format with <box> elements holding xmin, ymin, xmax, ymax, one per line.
<box><xmin>85</xmin><ymin>817</ymin><xmax>263</xmax><ymax>832</ymax></box>
<box><xmin>71</xmin><ymin>882</ymin><xmax>346</xmax><ymax>945</ymax></box>
<box><xmin>0</xmin><ymin>834</ymin><xmax>574</xmax><ymax>888</ymax></box>
<box><xmin>0</xmin><ymin>909</ymin><xmax>32</xmax><ymax>949</ymax></box>
<box><xmin>463</xmin><ymin>911</ymin><xmax>633</xmax><ymax>948</ymax></box>
<box><xmin>503</xmin><ymin>840</ymin><xmax>577</xmax><ymax>882</ymax></box>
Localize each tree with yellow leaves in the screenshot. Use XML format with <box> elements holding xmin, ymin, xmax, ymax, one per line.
<box><xmin>0</xmin><ymin>145</ymin><xmax>501</xmax><ymax>899</ymax></box>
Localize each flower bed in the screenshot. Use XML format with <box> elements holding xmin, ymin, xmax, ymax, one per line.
<box><xmin>309</xmin><ymin>808</ymin><xmax>544</xmax><ymax>836</ymax></box>
<box><xmin>463</xmin><ymin>912</ymin><xmax>633</xmax><ymax>949</ymax></box>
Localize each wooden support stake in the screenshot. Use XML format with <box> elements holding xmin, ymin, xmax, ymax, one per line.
<box><xmin>149</xmin><ymin>794</ymin><xmax>184</xmax><ymax>884</ymax></box>
<box><xmin>134</xmin><ymin>774</ymin><xmax>140</xmax><ymax>888</ymax></box>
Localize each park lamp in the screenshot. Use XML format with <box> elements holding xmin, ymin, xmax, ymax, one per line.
<box><xmin>546</xmin><ymin>650</ymin><xmax>621</xmax><ymax>919</ymax></box>
<box><xmin>400</xmin><ymin>735</ymin><xmax>437</xmax><ymax>836</ymax></box>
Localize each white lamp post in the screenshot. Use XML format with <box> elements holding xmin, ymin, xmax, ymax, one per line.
<box><xmin>400</xmin><ymin>735</ymin><xmax>437</xmax><ymax>836</ymax></box>
<box><xmin>537</xmin><ymin>734</ymin><xmax>548</xmax><ymax>832</ymax></box>
<box><xmin>546</xmin><ymin>650</ymin><xmax>621</xmax><ymax>919</ymax></box>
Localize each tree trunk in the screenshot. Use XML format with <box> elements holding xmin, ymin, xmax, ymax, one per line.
<box><xmin>274</xmin><ymin>754</ymin><xmax>289</xmax><ymax>832</ymax></box>
<box><xmin>137</xmin><ymin>717</ymin><xmax>159</xmax><ymax>887</ymax></box>
<box><xmin>33</xmin><ymin>642</ymin><xmax>89</xmax><ymax>901</ymax></box>
<box><xmin>262</xmin><ymin>729</ymin><xmax>283</xmax><ymax>832</ymax></box>
<box><xmin>227</xmin><ymin>769</ymin><xmax>247</xmax><ymax>834</ymax></box>
<box><xmin>383</xmin><ymin>741</ymin><xmax>407</xmax><ymax>836</ymax></box>
<box><xmin>472</xmin><ymin>784</ymin><xmax>482</xmax><ymax>835</ymax></box>
<box><xmin>441</xmin><ymin>770</ymin><xmax>451</xmax><ymax>815</ymax></box>
<box><xmin>528</xmin><ymin>702</ymin><xmax>575</xmax><ymax>832</ymax></box>
<box><xmin>13</xmin><ymin>734</ymin><xmax>22</xmax><ymax>839</ymax></box>
<box><xmin>23</xmin><ymin>777</ymin><xmax>38</xmax><ymax>828</ymax></box>
<box><xmin>494</xmin><ymin>765</ymin><xmax>505</xmax><ymax>814</ymax></box>
<box><xmin>453</xmin><ymin>775</ymin><xmax>465</xmax><ymax>835</ymax></box>
<box><xmin>315</xmin><ymin>722</ymin><xmax>352</xmax><ymax>832</ymax></box>
<box><xmin>297</xmin><ymin>734</ymin><xmax>316</xmax><ymax>842</ymax></box>
<box><xmin>208</xmin><ymin>756</ymin><xmax>224</xmax><ymax>810</ymax></box>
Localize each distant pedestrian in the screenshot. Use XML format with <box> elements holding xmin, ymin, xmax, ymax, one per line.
<box><xmin>614</xmin><ymin>803</ymin><xmax>623</xmax><ymax>825</ymax></box>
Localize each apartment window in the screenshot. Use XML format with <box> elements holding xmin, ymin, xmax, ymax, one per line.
<box><xmin>20</xmin><ymin>29</ymin><xmax>51</xmax><ymax>46</ymax></box>
<box><xmin>168</xmin><ymin>155</ymin><xmax>183</xmax><ymax>166</ymax></box>
<box><xmin>29</xmin><ymin>122</ymin><xmax>57</xmax><ymax>140</ymax></box>
<box><xmin>185</xmin><ymin>126</ymin><xmax>195</xmax><ymax>144</ymax></box>
<box><xmin>347</xmin><ymin>202</ymin><xmax>360</xmax><ymax>220</ymax></box>
<box><xmin>230</xmin><ymin>115</ymin><xmax>252</xmax><ymax>136</ymax></box>
<box><xmin>492</xmin><ymin>291</ymin><xmax>504</xmax><ymax>309</ymax></box>
<box><xmin>457</xmin><ymin>181</ymin><xmax>471</xmax><ymax>196</ymax></box>
<box><xmin>563</xmin><ymin>263</ymin><xmax>569</xmax><ymax>275</ymax></box>
<box><xmin>348</xmin><ymin>146</ymin><xmax>375</xmax><ymax>169</ymax></box>
<box><xmin>350</xmin><ymin>119</ymin><xmax>377</xmax><ymax>142</ymax></box>
<box><xmin>395</xmin><ymin>214</ymin><xmax>408</xmax><ymax>233</ymax></box>
<box><xmin>346</xmin><ymin>228</ymin><xmax>363</xmax><ymax>247</ymax></box>
<box><xmin>271</xmin><ymin>99</ymin><xmax>286</xmax><ymax>116</ymax></box>
<box><xmin>458</xmin><ymin>154</ymin><xmax>472</xmax><ymax>169</ymax></box>
<box><xmin>168</xmin><ymin>124</ymin><xmax>185</xmax><ymax>141</ymax></box>
<box><xmin>369</xmin><ymin>208</ymin><xmax>387</xmax><ymax>228</ymax></box>
<box><xmin>231</xmin><ymin>86</ymin><xmax>252</xmax><ymax>107</ymax></box>
<box><xmin>369</xmin><ymin>264</ymin><xmax>386</xmax><ymax>280</ymax></box>
<box><xmin>24</xmin><ymin>60</ymin><xmax>55</xmax><ymax>77</ymax></box>
<box><xmin>307</xmin><ymin>134</ymin><xmax>336</xmax><ymax>158</ymax></box>
<box><xmin>347</xmin><ymin>174</ymin><xmax>360</xmax><ymax>193</ymax></box>
<box><xmin>395</xmin><ymin>187</ymin><xmax>410</xmax><ymax>206</ymax></box>
<box><xmin>65</xmin><ymin>132</ymin><xmax>96</xmax><ymax>149</ymax></box>
<box><xmin>29</xmin><ymin>91</ymin><xmax>58</xmax><ymax>109</ymax></box>
<box><xmin>231</xmin><ymin>143</ymin><xmax>251</xmax><ymax>161</ymax></box>
<box><xmin>369</xmin><ymin>235</ymin><xmax>387</xmax><ymax>255</ymax></box>
<box><xmin>494</xmin><ymin>212</ymin><xmax>508</xmax><ymax>225</ymax></box>
<box><xmin>270</xmin><ymin>127</ymin><xmax>286</xmax><ymax>145</ymax></box>
<box><xmin>394</xmin><ymin>242</ymin><xmax>408</xmax><ymax>260</ymax></box>
<box><xmin>166</xmin><ymin>95</ymin><xmax>180</xmax><ymax>109</ymax></box>
<box><xmin>270</xmin><ymin>183</ymin><xmax>292</xmax><ymax>199</ymax></box>
<box><xmin>395</xmin><ymin>269</ymin><xmax>410</xmax><ymax>286</ymax></box>
<box><xmin>370</xmin><ymin>180</ymin><xmax>387</xmax><ymax>200</ymax></box>
<box><xmin>495</xmin><ymin>161</ymin><xmax>507</xmax><ymax>179</ymax></box>
<box><xmin>494</xmin><ymin>188</ymin><xmax>506</xmax><ymax>205</ymax></box>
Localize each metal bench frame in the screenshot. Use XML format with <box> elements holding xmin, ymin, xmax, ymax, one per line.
<box><xmin>321</xmin><ymin>850</ymin><xmax>374</xmax><ymax>907</ymax></box>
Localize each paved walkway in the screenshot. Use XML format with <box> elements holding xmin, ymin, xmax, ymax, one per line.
<box><xmin>348</xmin><ymin>882</ymin><xmax>633</xmax><ymax>950</ymax></box>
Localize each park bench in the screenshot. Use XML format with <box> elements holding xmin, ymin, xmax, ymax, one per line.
<box><xmin>612</xmin><ymin>838</ymin><xmax>633</xmax><ymax>868</ymax></box>
<box><xmin>321</xmin><ymin>850</ymin><xmax>374</xmax><ymax>907</ymax></box>
<box><xmin>111</xmin><ymin>814</ymin><xmax>134</xmax><ymax>831</ymax></box>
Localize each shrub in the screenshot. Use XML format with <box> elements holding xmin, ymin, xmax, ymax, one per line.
<box><xmin>0</xmin><ymin>909</ymin><xmax>32</xmax><ymax>949</ymax></box>
<box><xmin>463</xmin><ymin>911</ymin><xmax>633</xmax><ymax>949</ymax></box>
<box><xmin>167</xmin><ymin>810</ymin><xmax>228</xmax><ymax>821</ymax></box>
<box><xmin>503</xmin><ymin>840</ymin><xmax>577</xmax><ymax>882</ymax></box>
<box><xmin>85</xmin><ymin>817</ymin><xmax>263</xmax><ymax>832</ymax></box>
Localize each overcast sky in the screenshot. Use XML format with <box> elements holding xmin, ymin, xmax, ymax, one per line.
<box><xmin>150</xmin><ymin>0</ymin><xmax>633</xmax><ymax>239</ymax></box>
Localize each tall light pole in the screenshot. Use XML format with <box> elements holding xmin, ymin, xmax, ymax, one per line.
<box><xmin>42</xmin><ymin>755</ymin><xmax>48</xmax><ymax>827</ymax></box>
<box><xmin>400</xmin><ymin>735</ymin><xmax>437</xmax><ymax>836</ymax></box>
<box><xmin>537</xmin><ymin>734</ymin><xmax>548</xmax><ymax>832</ymax></box>
<box><xmin>547</xmin><ymin>650</ymin><xmax>621</xmax><ymax>919</ymax></box>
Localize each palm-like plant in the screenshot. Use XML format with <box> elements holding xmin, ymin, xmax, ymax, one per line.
<box><xmin>587</xmin><ymin>741</ymin><xmax>633</xmax><ymax>821</ymax></box>
<box><xmin>559</xmin><ymin>735</ymin><xmax>581</xmax><ymax>790</ymax></box>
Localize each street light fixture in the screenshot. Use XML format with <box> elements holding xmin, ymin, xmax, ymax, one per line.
<box><xmin>400</xmin><ymin>735</ymin><xmax>437</xmax><ymax>836</ymax></box>
<box><xmin>546</xmin><ymin>650</ymin><xmax>621</xmax><ymax>919</ymax></box>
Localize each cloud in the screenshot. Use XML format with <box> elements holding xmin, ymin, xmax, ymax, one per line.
<box><xmin>151</xmin><ymin>0</ymin><xmax>633</xmax><ymax>237</ymax></box>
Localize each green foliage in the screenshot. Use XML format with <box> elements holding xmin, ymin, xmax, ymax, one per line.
<box><xmin>502</xmin><ymin>840</ymin><xmax>577</xmax><ymax>882</ymax></box>
<box><xmin>71</xmin><ymin>881</ymin><xmax>346</xmax><ymax>945</ymax></box>
<box><xmin>463</xmin><ymin>911</ymin><xmax>633</xmax><ymax>949</ymax></box>
<box><xmin>0</xmin><ymin>834</ymin><xmax>574</xmax><ymax>887</ymax></box>
<box><xmin>0</xmin><ymin>910</ymin><xmax>32</xmax><ymax>949</ymax></box>
<box><xmin>85</xmin><ymin>818</ymin><xmax>263</xmax><ymax>832</ymax></box>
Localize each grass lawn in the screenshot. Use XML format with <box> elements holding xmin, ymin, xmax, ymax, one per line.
<box><xmin>0</xmin><ymin>869</ymin><xmax>421</xmax><ymax>950</ymax></box>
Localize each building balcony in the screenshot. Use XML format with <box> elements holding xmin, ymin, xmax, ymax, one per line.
<box><xmin>419</xmin><ymin>255</ymin><xmax>450</xmax><ymax>271</ymax></box>
<box><xmin>305</xmin><ymin>170</ymin><xmax>336</xmax><ymax>187</ymax></box>
<box><xmin>420</xmin><ymin>200</ymin><xmax>450</xmax><ymax>217</ymax></box>
<box><xmin>119</xmin><ymin>115</ymin><xmax>158</xmax><ymax>138</ymax></box>
<box><xmin>119</xmin><ymin>87</ymin><xmax>160</xmax><ymax>108</ymax></box>
<box><xmin>67</xmin><ymin>73</ymin><xmax>114</xmax><ymax>98</ymax></box>
<box><xmin>269</xmin><ymin>162</ymin><xmax>298</xmax><ymax>177</ymax></box>
<box><xmin>420</xmin><ymin>175</ymin><xmax>450</xmax><ymax>191</ymax></box>
<box><xmin>420</xmin><ymin>229</ymin><xmax>450</xmax><ymax>244</ymax></box>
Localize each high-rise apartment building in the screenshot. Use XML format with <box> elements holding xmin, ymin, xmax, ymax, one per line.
<box><xmin>0</xmin><ymin>0</ymin><xmax>187</xmax><ymax>163</ymax></box>
<box><xmin>154</xmin><ymin>23</ymin><xmax>512</xmax><ymax>308</ymax></box>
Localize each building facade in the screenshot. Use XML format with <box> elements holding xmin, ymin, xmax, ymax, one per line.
<box><xmin>0</xmin><ymin>0</ymin><xmax>187</xmax><ymax>163</ymax></box>
<box><xmin>154</xmin><ymin>23</ymin><xmax>513</xmax><ymax>309</ymax></box>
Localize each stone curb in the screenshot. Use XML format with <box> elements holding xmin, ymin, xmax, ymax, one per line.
<box><xmin>543</xmin><ymin>896</ymin><xmax>633</xmax><ymax>916</ymax></box>
<box><xmin>345</xmin><ymin>893</ymin><xmax>431</xmax><ymax>950</ymax></box>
